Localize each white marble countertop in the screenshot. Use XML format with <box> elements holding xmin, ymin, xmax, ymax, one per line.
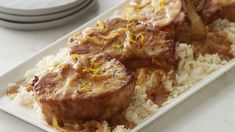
<box><xmin>0</xmin><ymin>0</ymin><xmax>235</xmax><ymax>132</ymax></box>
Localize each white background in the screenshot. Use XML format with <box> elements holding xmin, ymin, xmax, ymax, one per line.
<box><xmin>0</xmin><ymin>0</ymin><xmax>235</xmax><ymax>132</ymax></box>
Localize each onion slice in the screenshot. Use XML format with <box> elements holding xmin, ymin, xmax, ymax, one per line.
<box><xmin>182</xmin><ymin>0</ymin><xmax>206</xmax><ymax>39</ymax></box>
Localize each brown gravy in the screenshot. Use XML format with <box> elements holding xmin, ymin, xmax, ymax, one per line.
<box><xmin>6</xmin><ymin>80</ymin><xmax>25</xmax><ymax>99</ymax></box>
<box><xmin>135</xmin><ymin>68</ymin><xmax>170</xmax><ymax>106</ymax></box>
<box><xmin>146</xmin><ymin>84</ymin><xmax>170</xmax><ymax>106</ymax></box>
<box><xmin>193</xmin><ymin>31</ymin><xmax>233</xmax><ymax>59</ymax></box>
<box><xmin>108</xmin><ymin>114</ymin><xmax>136</xmax><ymax>130</ymax></box>
<box><xmin>56</xmin><ymin>114</ymin><xmax>135</xmax><ymax>132</ymax></box>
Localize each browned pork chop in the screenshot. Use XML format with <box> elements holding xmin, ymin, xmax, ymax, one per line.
<box><xmin>68</xmin><ymin>18</ymin><xmax>177</xmax><ymax>71</ymax></box>
<box><xmin>33</xmin><ymin>54</ymin><xmax>135</xmax><ymax>126</ymax></box>
<box><xmin>193</xmin><ymin>0</ymin><xmax>235</xmax><ymax>24</ymax></box>
<box><xmin>124</xmin><ymin>0</ymin><xmax>206</xmax><ymax>45</ymax></box>
<box><xmin>124</xmin><ymin>0</ymin><xmax>184</xmax><ymax>28</ymax></box>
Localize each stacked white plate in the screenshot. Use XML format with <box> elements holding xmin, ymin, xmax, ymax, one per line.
<box><xmin>0</xmin><ymin>0</ymin><xmax>96</xmax><ymax>30</ymax></box>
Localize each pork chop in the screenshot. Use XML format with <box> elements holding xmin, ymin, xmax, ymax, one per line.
<box><xmin>33</xmin><ymin>53</ymin><xmax>135</xmax><ymax>126</ymax></box>
<box><xmin>193</xmin><ymin>0</ymin><xmax>235</xmax><ymax>24</ymax></box>
<box><xmin>68</xmin><ymin>18</ymin><xmax>177</xmax><ymax>71</ymax></box>
<box><xmin>124</xmin><ymin>0</ymin><xmax>184</xmax><ymax>28</ymax></box>
<box><xmin>126</xmin><ymin>0</ymin><xmax>233</xmax><ymax>59</ymax></box>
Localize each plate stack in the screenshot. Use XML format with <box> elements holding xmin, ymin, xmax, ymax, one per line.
<box><xmin>0</xmin><ymin>0</ymin><xmax>95</xmax><ymax>30</ymax></box>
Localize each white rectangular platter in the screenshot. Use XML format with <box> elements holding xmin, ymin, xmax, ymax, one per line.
<box><xmin>0</xmin><ymin>1</ymin><xmax>235</xmax><ymax>132</ymax></box>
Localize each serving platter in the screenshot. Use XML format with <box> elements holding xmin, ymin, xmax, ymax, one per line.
<box><xmin>0</xmin><ymin>0</ymin><xmax>89</xmax><ymax>23</ymax></box>
<box><xmin>0</xmin><ymin>0</ymin><xmax>235</xmax><ymax>132</ymax></box>
<box><xmin>0</xmin><ymin>0</ymin><xmax>96</xmax><ymax>30</ymax></box>
<box><xmin>0</xmin><ymin>0</ymin><xmax>86</xmax><ymax>15</ymax></box>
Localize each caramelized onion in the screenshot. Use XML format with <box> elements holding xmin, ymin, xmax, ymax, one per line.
<box><xmin>85</xmin><ymin>36</ymin><xmax>103</xmax><ymax>45</ymax></box>
<box><xmin>182</xmin><ymin>0</ymin><xmax>206</xmax><ymax>39</ymax></box>
<box><xmin>102</xmin><ymin>27</ymin><xmax>127</xmax><ymax>39</ymax></box>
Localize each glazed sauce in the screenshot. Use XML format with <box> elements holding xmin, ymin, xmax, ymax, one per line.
<box><xmin>6</xmin><ymin>80</ymin><xmax>26</xmax><ymax>99</ymax></box>
<box><xmin>146</xmin><ymin>84</ymin><xmax>170</xmax><ymax>106</ymax></box>
<box><xmin>108</xmin><ymin>114</ymin><xmax>136</xmax><ymax>130</ymax></box>
<box><xmin>135</xmin><ymin>68</ymin><xmax>170</xmax><ymax>106</ymax></box>
<box><xmin>193</xmin><ymin>31</ymin><xmax>233</xmax><ymax>59</ymax></box>
<box><xmin>55</xmin><ymin>114</ymin><xmax>136</xmax><ymax>132</ymax></box>
<box><xmin>175</xmin><ymin>20</ymin><xmax>233</xmax><ymax>60</ymax></box>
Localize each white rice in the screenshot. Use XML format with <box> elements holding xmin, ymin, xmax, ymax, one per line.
<box><xmin>123</xmin><ymin>43</ymin><xmax>227</xmax><ymax>126</ymax></box>
<box><xmin>169</xmin><ymin>43</ymin><xmax>227</xmax><ymax>98</ymax></box>
<box><xmin>12</xmin><ymin>48</ymin><xmax>70</xmax><ymax>106</ymax></box>
<box><xmin>95</xmin><ymin>122</ymin><xmax>130</xmax><ymax>132</ymax></box>
<box><xmin>25</xmin><ymin>48</ymin><xmax>70</xmax><ymax>80</ymax></box>
<box><xmin>213</xmin><ymin>19</ymin><xmax>235</xmax><ymax>56</ymax></box>
<box><xmin>113</xmin><ymin>125</ymin><xmax>130</xmax><ymax>132</ymax></box>
<box><xmin>124</xmin><ymin>86</ymin><xmax>158</xmax><ymax>124</ymax></box>
<box><xmin>12</xmin><ymin>85</ymin><xmax>36</xmax><ymax>107</ymax></box>
<box><xmin>9</xmin><ymin>19</ymin><xmax>235</xmax><ymax>132</ymax></box>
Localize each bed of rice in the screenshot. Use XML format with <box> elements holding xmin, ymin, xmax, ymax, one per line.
<box><xmin>9</xmin><ymin>19</ymin><xmax>235</xmax><ymax>132</ymax></box>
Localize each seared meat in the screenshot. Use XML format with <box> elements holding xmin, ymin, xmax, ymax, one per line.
<box><xmin>69</xmin><ymin>18</ymin><xmax>177</xmax><ymax>71</ymax></box>
<box><xmin>125</xmin><ymin>0</ymin><xmax>233</xmax><ymax>57</ymax></box>
<box><xmin>33</xmin><ymin>54</ymin><xmax>135</xmax><ymax>126</ymax></box>
<box><xmin>69</xmin><ymin>18</ymin><xmax>128</xmax><ymax>60</ymax></box>
<box><xmin>163</xmin><ymin>0</ymin><xmax>208</xmax><ymax>42</ymax></box>
<box><xmin>125</xmin><ymin>0</ymin><xmax>207</xmax><ymax>41</ymax></box>
<box><xmin>124</xmin><ymin>0</ymin><xmax>185</xmax><ymax>28</ymax></box>
<box><xmin>125</xmin><ymin>0</ymin><xmax>234</xmax><ymax>41</ymax></box>
<box><xmin>193</xmin><ymin>0</ymin><xmax>235</xmax><ymax>24</ymax></box>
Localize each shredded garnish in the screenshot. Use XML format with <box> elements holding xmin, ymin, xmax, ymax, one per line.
<box><xmin>91</xmin><ymin>58</ymin><xmax>97</xmax><ymax>65</ymax></box>
<box><xmin>103</xmin><ymin>27</ymin><xmax>127</xmax><ymax>39</ymax></box>
<box><xmin>103</xmin><ymin>32</ymin><xmax>120</xmax><ymax>40</ymax></box>
<box><xmin>83</xmin><ymin>67</ymin><xmax>102</xmax><ymax>77</ymax></box>
<box><xmin>156</xmin><ymin>8</ymin><xmax>165</xmax><ymax>14</ymax></box>
<box><xmin>80</xmin><ymin>37</ymin><xmax>88</xmax><ymax>43</ymax></box>
<box><xmin>70</xmin><ymin>54</ymin><xmax>79</xmax><ymax>61</ymax></box>
<box><xmin>150</xmin><ymin>8</ymin><xmax>156</xmax><ymax>14</ymax></box>
<box><xmin>129</xmin><ymin>1</ymin><xmax>150</xmax><ymax>9</ymax></box>
<box><xmin>113</xmin><ymin>43</ymin><xmax>124</xmax><ymax>49</ymax></box>
<box><xmin>90</xmin><ymin>58</ymin><xmax>101</xmax><ymax>68</ymax></box>
<box><xmin>82</xmin><ymin>57</ymin><xmax>105</xmax><ymax>77</ymax></box>
<box><xmin>79</xmin><ymin>86</ymin><xmax>91</xmax><ymax>93</ymax></box>
<box><xmin>126</xmin><ymin>19</ymin><xmax>135</xmax><ymax>30</ymax></box>
<box><xmin>129</xmin><ymin>32</ymin><xmax>138</xmax><ymax>44</ymax></box>
<box><xmin>86</xmin><ymin>36</ymin><xmax>103</xmax><ymax>45</ymax></box>
<box><xmin>128</xmin><ymin>31</ymin><xmax>144</xmax><ymax>45</ymax></box>
<box><xmin>154</xmin><ymin>0</ymin><xmax>168</xmax><ymax>15</ymax></box>
<box><xmin>158</xmin><ymin>0</ymin><xmax>168</xmax><ymax>7</ymax></box>
<box><xmin>136</xmin><ymin>33</ymin><xmax>145</xmax><ymax>44</ymax></box>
